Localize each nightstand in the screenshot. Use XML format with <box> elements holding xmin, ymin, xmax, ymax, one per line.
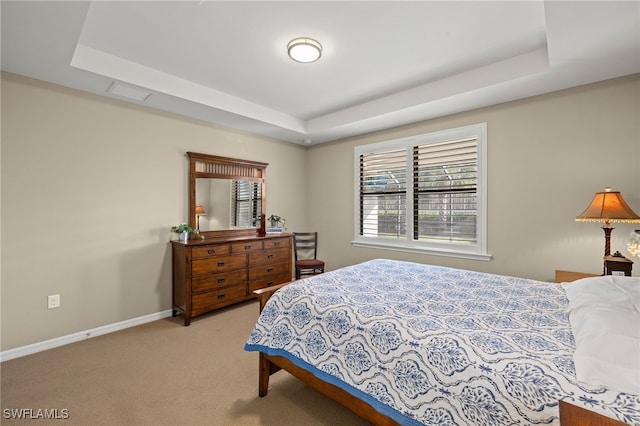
<box><xmin>604</xmin><ymin>251</ymin><xmax>633</xmax><ymax>276</ymax></box>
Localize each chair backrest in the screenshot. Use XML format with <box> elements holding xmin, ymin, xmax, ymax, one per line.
<box><xmin>293</xmin><ymin>232</ymin><xmax>318</xmax><ymax>262</ymax></box>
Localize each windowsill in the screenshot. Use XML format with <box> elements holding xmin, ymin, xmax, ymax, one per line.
<box><xmin>351</xmin><ymin>240</ymin><xmax>493</xmax><ymax>262</ymax></box>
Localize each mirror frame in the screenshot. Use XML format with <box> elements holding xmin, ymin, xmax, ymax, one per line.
<box><xmin>187</xmin><ymin>152</ymin><xmax>267</xmax><ymax>239</ymax></box>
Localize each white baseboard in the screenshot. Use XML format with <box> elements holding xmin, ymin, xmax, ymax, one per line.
<box><xmin>0</xmin><ymin>309</ymin><xmax>174</xmax><ymax>362</ymax></box>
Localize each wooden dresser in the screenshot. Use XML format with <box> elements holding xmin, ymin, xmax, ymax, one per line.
<box><xmin>171</xmin><ymin>233</ymin><xmax>292</xmax><ymax>325</ymax></box>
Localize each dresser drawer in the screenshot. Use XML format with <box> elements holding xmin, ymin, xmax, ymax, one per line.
<box><xmin>191</xmin><ymin>285</ymin><xmax>247</xmax><ymax>316</ymax></box>
<box><xmin>191</xmin><ymin>269</ymin><xmax>247</xmax><ymax>293</ymax></box>
<box><xmin>264</xmin><ymin>237</ymin><xmax>290</xmax><ymax>250</ymax></box>
<box><xmin>249</xmin><ymin>259</ymin><xmax>291</xmax><ymax>292</ymax></box>
<box><xmin>249</xmin><ymin>272</ymin><xmax>292</xmax><ymax>292</ymax></box>
<box><xmin>231</xmin><ymin>240</ymin><xmax>264</xmax><ymax>254</ymax></box>
<box><xmin>191</xmin><ymin>254</ymin><xmax>246</xmax><ymax>276</ymax></box>
<box><xmin>249</xmin><ymin>259</ymin><xmax>290</xmax><ymax>280</ymax></box>
<box><xmin>249</xmin><ymin>248</ymin><xmax>291</xmax><ymax>265</ymax></box>
<box><xmin>192</xmin><ymin>244</ymin><xmax>230</xmax><ymax>258</ymax></box>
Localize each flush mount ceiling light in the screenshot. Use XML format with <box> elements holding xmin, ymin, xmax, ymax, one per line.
<box><xmin>287</xmin><ymin>37</ymin><xmax>322</xmax><ymax>63</ymax></box>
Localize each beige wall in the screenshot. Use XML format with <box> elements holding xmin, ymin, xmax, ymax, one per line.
<box><xmin>307</xmin><ymin>74</ymin><xmax>640</xmax><ymax>280</ymax></box>
<box><xmin>2</xmin><ymin>71</ymin><xmax>639</xmax><ymax>352</ymax></box>
<box><xmin>0</xmin><ymin>72</ymin><xmax>307</xmax><ymax>351</ymax></box>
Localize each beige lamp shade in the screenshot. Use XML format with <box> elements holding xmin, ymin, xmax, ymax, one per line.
<box><xmin>195</xmin><ymin>205</ymin><xmax>206</xmax><ymax>230</ymax></box>
<box><xmin>575</xmin><ymin>187</ymin><xmax>640</xmax><ymax>225</ymax></box>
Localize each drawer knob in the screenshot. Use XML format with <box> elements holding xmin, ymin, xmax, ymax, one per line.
<box><xmin>217</xmin><ymin>294</ymin><xmax>226</xmax><ymax>299</ymax></box>
<box><xmin>267</xmin><ymin>281</ymin><xmax>274</xmax><ymax>286</ymax></box>
<box><xmin>217</xmin><ymin>278</ymin><xmax>226</xmax><ymax>283</ymax></box>
<box><xmin>217</xmin><ymin>262</ymin><xmax>225</xmax><ymax>267</ymax></box>
<box><xmin>245</xmin><ymin>245</ymin><xmax>252</xmax><ymax>250</ymax></box>
<box><xmin>267</xmin><ymin>254</ymin><xmax>274</xmax><ymax>259</ymax></box>
<box><xmin>274</xmin><ymin>242</ymin><xmax>280</xmax><ymax>246</ymax></box>
<box><xmin>267</xmin><ymin>267</ymin><xmax>274</xmax><ymax>272</ymax></box>
<box><xmin>208</xmin><ymin>249</ymin><xmax>216</xmax><ymax>254</ymax></box>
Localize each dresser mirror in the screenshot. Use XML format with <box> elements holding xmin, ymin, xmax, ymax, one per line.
<box><xmin>187</xmin><ymin>152</ymin><xmax>267</xmax><ymax>238</ymax></box>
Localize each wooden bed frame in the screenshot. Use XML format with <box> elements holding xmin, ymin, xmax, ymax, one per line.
<box><xmin>252</xmin><ymin>280</ymin><xmax>629</xmax><ymax>426</ymax></box>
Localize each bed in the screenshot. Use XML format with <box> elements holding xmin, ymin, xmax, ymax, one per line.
<box><xmin>244</xmin><ymin>259</ymin><xmax>640</xmax><ymax>425</ymax></box>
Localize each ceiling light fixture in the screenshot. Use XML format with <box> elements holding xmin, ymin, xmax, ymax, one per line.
<box><xmin>287</xmin><ymin>37</ymin><xmax>322</xmax><ymax>63</ymax></box>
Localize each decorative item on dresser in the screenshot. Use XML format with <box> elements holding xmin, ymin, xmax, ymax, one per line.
<box><xmin>171</xmin><ymin>223</ymin><xmax>199</xmax><ymax>243</ymax></box>
<box><xmin>171</xmin><ymin>152</ymin><xmax>293</xmax><ymax>325</ymax></box>
<box><xmin>267</xmin><ymin>214</ymin><xmax>286</xmax><ymax>230</ymax></box>
<box><xmin>171</xmin><ymin>233</ymin><xmax>292</xmax><ymax>326</ymax></box>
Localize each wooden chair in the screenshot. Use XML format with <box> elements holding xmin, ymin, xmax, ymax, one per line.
<box><xmin>293</xmin><ymin>232</ymin><xmax>325</xmax><ymax>279</ymax></box>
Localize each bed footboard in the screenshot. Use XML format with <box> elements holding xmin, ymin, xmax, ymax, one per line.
<box><xmin>260</xmin><ymin>352</ymin><xmax>399</xmax><ymax>425</ymax></box>
<box><xmin>252</xmin><ymin>282</ymin><xmax>399</xmax><ymax>425</ymax></box>
<box><xmin>253</xmin><ymin>282</ymin><xmax>291</xmax><ymax>312</ymax></box>
<box><xmin>254</xmin><ymin>282</ymin><xmax>292</xmax><ymax>396</ymax></box>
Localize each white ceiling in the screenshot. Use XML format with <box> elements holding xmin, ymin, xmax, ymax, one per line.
<box><xmin>2</xmin><ymin>1</ymin><xmax>639</xmax><ymax>145</ymax></box>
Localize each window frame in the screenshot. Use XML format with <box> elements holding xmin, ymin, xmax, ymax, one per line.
<box><xmin>352</xmin><ymin>123</ymin><xmax>491</xmax><ymax>261</ymax></box>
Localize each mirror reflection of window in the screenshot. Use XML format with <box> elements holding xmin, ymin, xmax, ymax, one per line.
<box><xmin>231</xmin><ymin>180</ymin><xmax>262</xmax><ymax>228</ymax></box>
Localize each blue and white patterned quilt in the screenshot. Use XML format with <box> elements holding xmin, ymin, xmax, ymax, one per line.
<box><xmin>245</xmin><ymin>259</ymin><xmax>640</xmax><ymax>425</ymax></box>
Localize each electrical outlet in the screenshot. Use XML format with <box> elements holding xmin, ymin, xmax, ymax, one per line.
<box><xmin>47</xmin><ymin>294</ymin><xmax>60</xmax><ymax>309</ymax></box>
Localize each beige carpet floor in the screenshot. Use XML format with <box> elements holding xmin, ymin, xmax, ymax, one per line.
<box><xmin>1</xmin><ymin>300</ymin><xmax>371</xmax><ymax>425</ymax></box>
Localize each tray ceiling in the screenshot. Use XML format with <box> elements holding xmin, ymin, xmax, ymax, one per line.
<box><xmin>2</xmin><ymin>1</ymin><xmax>639</xmax><ymax>145</ymax></box>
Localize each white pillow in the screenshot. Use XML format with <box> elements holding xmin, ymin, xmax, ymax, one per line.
<box><xmin>562</xmin><ymin>275</ymin><xmax>640</xmax><ymax>395</ymax></box>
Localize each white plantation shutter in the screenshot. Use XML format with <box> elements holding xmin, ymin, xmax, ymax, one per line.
<box><xmin>231</xmin><ymin>180</ymin><xmax>261</xmax><ymax>227</ymax></box>
<box><xmin>413</xmin><ymin>137</ymin><xmax>477</xmax><ymax>244</ymax></box>
<box><xmin>359</xmin><ymin>147</ymin><xmax>408</xmax><ymax>239</ymax></box>
<box><xmin>354</xmin><ymin>123</ymin><xmax>488</xmax><ymax>260</ymax></box>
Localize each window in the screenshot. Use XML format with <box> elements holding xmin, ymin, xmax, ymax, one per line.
<box><xmin>353</xmin><ymin>123</ymin><xmax>490</xmax><ymax>261</ymax></box>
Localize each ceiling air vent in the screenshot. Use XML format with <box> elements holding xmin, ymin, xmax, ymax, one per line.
<box><xmin>107</xmin><ymin>82</ymin><xmax>151</xmax><ymax>102</ymax></box>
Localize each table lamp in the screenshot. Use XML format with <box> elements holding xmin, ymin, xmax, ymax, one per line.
<box><xmin>576</xmin><ymin>187</ymin><xmax>640</xmax><ymax>271</ymax></box>
<box><xmin>195</xmin><ymin>205</ymin><xmax>207</xmax><ymax>230</ymax></box>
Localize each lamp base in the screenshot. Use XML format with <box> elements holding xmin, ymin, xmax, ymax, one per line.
<box><xmin>601</xmin><ymin>223</ymin><xmax>614</xmax><ymax>257</ymax></box>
